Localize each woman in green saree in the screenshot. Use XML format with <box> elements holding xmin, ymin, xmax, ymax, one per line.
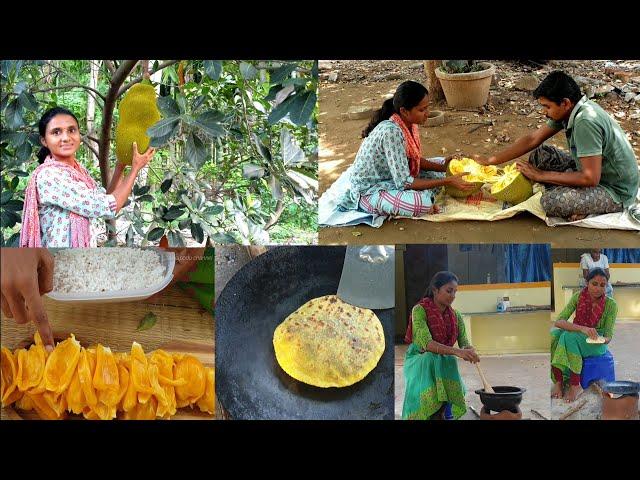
<box><xmin>551</xmin><ymin>267</ymin><xmax>617</xmax><ymax>403</ymax></box>
<box><xmin>402</xmin><ymin>271</ymin><xmax>480</xmax><ymax>420</ymax></box>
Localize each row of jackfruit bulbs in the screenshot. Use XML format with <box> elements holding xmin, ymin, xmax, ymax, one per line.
<box><xmin>1</xmin><ymin>333</ymin><xmax>214</xmax><ymax>420</ymax></box>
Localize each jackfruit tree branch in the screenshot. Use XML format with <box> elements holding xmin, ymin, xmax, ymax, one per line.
<box><xmin>264</xmin><ymin>199</ymin><xmax>285</xmax><ymax>231</ymax></box>
<box><xmin>103</xmin><ymin>60</ymin><xmax>116</xmax><ymax>76</ymax></box>
<box><xmin>81</xmin><ymin>137</ymin><xmax>99</xmax><ymax>158</ymax></box>
<box><xmin>117</xmin><ymin>60</ymin><xmax>180</xmax><ymax>97</ymax></box>
<box><xmin>98</xmin><ymin>60</ymin><xmax>138</xmax><ymax>188</ymax></box>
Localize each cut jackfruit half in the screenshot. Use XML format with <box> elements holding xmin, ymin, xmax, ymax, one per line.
<box><xmin>490</xmin><ymin>163</ymin><xmax>534</xmax><ymax>205</ymax></box>
<box><xmin>115</xmin><ymin>82</ymin><xmax>161</xmax><ymax>165</ymax></box>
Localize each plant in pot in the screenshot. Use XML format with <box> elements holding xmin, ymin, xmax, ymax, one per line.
<box><xmin>435</xmin><ymin>60</ymin><xmax>496</xmax><ymax>109</ymax></box>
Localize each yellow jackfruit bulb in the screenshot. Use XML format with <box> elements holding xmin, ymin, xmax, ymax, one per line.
<box><xmin>445</xmin><ymin>158</ymin><xmax>498</xmax><ymax>197</ymax></box>
<box><xmin>115</xmin><ymin>83</ymin><xmax>161</xmax><ymax>165</ymax></box>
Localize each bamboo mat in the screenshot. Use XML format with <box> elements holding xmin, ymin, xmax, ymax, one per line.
<box><xmin>1</xmin><ymin>285</ymin><xmax>213</xmax><ymax>352</ymax></box>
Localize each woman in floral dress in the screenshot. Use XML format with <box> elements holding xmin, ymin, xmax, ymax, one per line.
<box><xmin>338</xmin><ymin>81</ymin><xmax>475</xmax><ymax>217</ymax></box>
<box><xmin>20</xmin><ymin>107</ymin><xmax>155</xmax><ymax>247</ymax></box>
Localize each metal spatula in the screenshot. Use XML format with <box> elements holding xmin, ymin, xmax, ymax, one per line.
<box><xmin>337</xmin><ymin>245</ymin><xmax>395</xmax><ymax>310</ymax></box>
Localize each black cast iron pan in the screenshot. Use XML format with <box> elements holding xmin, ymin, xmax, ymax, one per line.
<box><xmin>215</xmin><ymin>246</ymin><xmax>394</xmax><ymax>420</ymax></box>
<box><xmin>475</xmin><ymin>386</ymin><xmax>526</xmax><ymax>413</ymax></box>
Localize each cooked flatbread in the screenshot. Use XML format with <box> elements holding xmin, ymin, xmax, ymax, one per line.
<box><xmin>273</xmin><ymin>295</ymin><xmax>385</xmax><ymax>388</ymax></box>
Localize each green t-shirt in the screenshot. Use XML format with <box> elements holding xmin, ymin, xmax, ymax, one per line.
<box><xmin>547</xmin><ymin>96</ymin><xmax>639</xmax><ymax>207</ymax></box>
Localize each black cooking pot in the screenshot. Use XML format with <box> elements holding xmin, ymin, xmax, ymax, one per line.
<box><xmin>475</xmin><ymin>386</ymin><xmax>526</xmax><ymax>413</ymax></box>
<box><xmin>602</xmin><ymin>381</ymin><xmax>640</xmax><ymax>396</ymax></box>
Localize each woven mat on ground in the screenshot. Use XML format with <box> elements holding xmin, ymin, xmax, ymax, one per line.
<box><xmin>416</xmin><ymin>189</ymin><xmax>640</xmax><ymax>232</ymax></box>
<box><xmin>415</xmin><ymin>190</ymin><xmax>547</xmax><ymax>222</ymax></box>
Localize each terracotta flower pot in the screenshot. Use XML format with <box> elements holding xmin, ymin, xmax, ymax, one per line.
<box><xmin>435</xmin><ymin>62</ymin><xmax>496</xmax><ymax>109</ymax></box>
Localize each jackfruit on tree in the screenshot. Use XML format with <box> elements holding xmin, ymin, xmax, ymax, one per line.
<box><xmin>115</xmin><ymin>81</ymin><xmax>161</xmax><ymax>165</ymax></box>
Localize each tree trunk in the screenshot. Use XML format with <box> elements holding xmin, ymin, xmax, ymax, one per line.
<box><xmin>99</xmin><ymin>60</ymin><xmax>138</xmax><ymax>241</ymax></box>
<box><xmin>424</xmin><ymin>60</ymin><xmax>445</xmax><ymax>104</ymax></box>
<box><xmin>86</xmin><ymin>61</ymin><xmax>99</xmax><ymax>166</ymax></box>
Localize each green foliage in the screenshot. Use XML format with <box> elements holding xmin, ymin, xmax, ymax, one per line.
<box><xmin>441</xmin><ymin>60</ymin><xmax>486</xmax><ymax>74</ymax></box>
<box><xmin>0</xmin><ymin>60</ymin><xmax>318</xmax><ymax>245</ymax></box>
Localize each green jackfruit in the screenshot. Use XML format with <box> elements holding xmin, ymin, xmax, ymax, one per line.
<box><xmin>115</xmin><ymin>82</ymin><xmax>161</xmax><ymax>165</ymax></box>
<box><xmin>490</xmin><ymin>163</ymin><xmax>534</xmax><ymax>205</ymax></box>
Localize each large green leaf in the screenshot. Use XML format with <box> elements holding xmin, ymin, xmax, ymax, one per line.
<box><xmin>251</xmin><ymin>133</ymin><xmax>271</xmax><ymax>162</ymax></box>
<box><xmin>163</xmin><ymin>206</ymin><xmax>185</xmax><ymax>221</ymax></box>
<box><xmin>270</xmin><ymin>63</ymin><xmax>298</xmax><ymax>84</ymax></box>
<box><xmin>242</xmin><ymin>163</ymin><xmax>266</xmax><ymax>179</ymax></box>
<box><xmin>0</xmin><ymin>209</ymin><xmax>20</xmax><ymax>228</ymax></box>
<box><xmin>185</xmin><ymin>132</ymin><xmax>208</xmax><ymax>170</ymax></box>
<box><xmin>195</xmin><ymin>112</ymin><xmax>226</xmax><ymax>138</ymax></box>
<box><xmin>192</xmin><ymin>95</ymin><xmax>207</xmax><ymax>111</ymax></box>
<box><xmin>240</xmin><ymin>62</ymin><xmax>259</xmax><ymax>80</ymax></box>
<box><xmin>204</xmin><ymin>60</ymin><xmax>223</xmax><ymax>81</ymax></box>
<box><xmin>204</xmin><ymin>205</ymin><xmax>223</xmax><ymax>216</ymax></box>
<box><xmin>2</xmin><ymin>232</ymin><xmax>20</xmax><ymax>247</ymax></box>
<box><xmin>5</xmin><ymin>99</ymin><xmax>24</xmax><ymax>130</ymax></box>
<box><xmin>147</xmin><ymin>227</ymin><xmax>165</xmax><ymax>242</ymax></box>
<box><xmin>13</xmin><ymin>82</ymin><xmax>28</xmax><ymax>95</ymax></box>
<box><xmin>267</xmin><ymin>93</ymin><xmax>295</xmax><ymax>125</ymax></box>
<box><xmin>137</xmin><ymin>194</ymin><xmax>154</xmax><ymax>203</ymax></box>
<box><xmin>157</xmin><ymin>96</ymin><xmax>180</xmax><ymax>117</ymax></box>
<box><xmin>280</xmin><ymin>78</ymin><xmax>309</xmax><ymax>87</ymax></box>
<box><xmin>269</xmin><ymin>175</ymin><xmax>283</xmax><ymax>201</ymax></box>
<box><xmin>147</xmin><ymin>117</ymin><xmax>180</xmax><ymax>138</ymax></box>
<box><xmin>160</xmin><ymin>176</ymin><xmax>173</xmax><ymax>193</ymax></box>
<box><xmin>265</xmin><ymin>85</ymin><xmax>283</xmax><ymax>102</ymax></box>
<box><xmin>18</xmin><ymin>91</ymin><xmax>38</xmax><ymax>111</ymax></box>
<box><xmin>281</xmin><ymin>129</ymin><xmax>305</xmax><ymax>166</ymax></box>
<box><xmin>167</xmin><ymin>230</ymin><xmax>185</xmax><ymax>247</ymax></box>
<box><xmin>15</xmin><ymin>142</ymin><xmax>32</xmax><ymax>163</ymax></box>
<box><xmin>1</xmin><ymin>190</ymin><xmax>12</xmax><ymax>204</ymax></box>
<box><xmin>190</xmin><ymin>222</ymin><xmax>204</xmax><ymax>244</ymax></box>
<box><xmin>176</xmin><ymin>93</ymin><xmax>187</xmax><ymax>114</ymax></box>
<box><xmin>189</xmin><ymin>191</ymin><xmax>205</xmax><ymax>210</ymax></box>
<box><xmin>3</xmin><ymin>200</ymin><xmax>24</xmax><ymax>211</ymax></box>
<box><xmin>1</xmin><ymin>131</ymin><xmax>27</xmax><ymax>147</ymax></box>
<box><xmin>288</xmin><ymin>90</ymin><xmax>317</xmax><ymax>126</ymax></box>
<box><xmin>147</xmin><ymin>118</ymin><xmax>180</xmax><ymax>147</ymax></box>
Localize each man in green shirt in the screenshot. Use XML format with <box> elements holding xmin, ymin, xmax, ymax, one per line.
<box><xmin>475</xmin><ymin>71</ymin><xmax>639</xmax><ymax>221</ymax></box>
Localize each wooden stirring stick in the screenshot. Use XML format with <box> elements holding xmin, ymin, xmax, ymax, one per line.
<box><xmin>475</xmin><ymin>363</ymin><xmax>495</xmax><ymax>393</ymax></box>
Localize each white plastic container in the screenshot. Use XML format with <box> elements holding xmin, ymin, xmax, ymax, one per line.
<box><xmin>46</xmin><ymin>250</ymin><xmax>175</xmax><ymax>304</ymax></box>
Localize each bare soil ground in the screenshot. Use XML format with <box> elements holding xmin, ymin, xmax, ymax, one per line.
<box><xmin>319</xmin><ymin>60</ymin><xmax>640</xmax><ymax>247</ymax></box>
<box><xmin>394</xmin><ymin>344</ymin><xmax>550</xmax><ymax>420</ymax></box>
